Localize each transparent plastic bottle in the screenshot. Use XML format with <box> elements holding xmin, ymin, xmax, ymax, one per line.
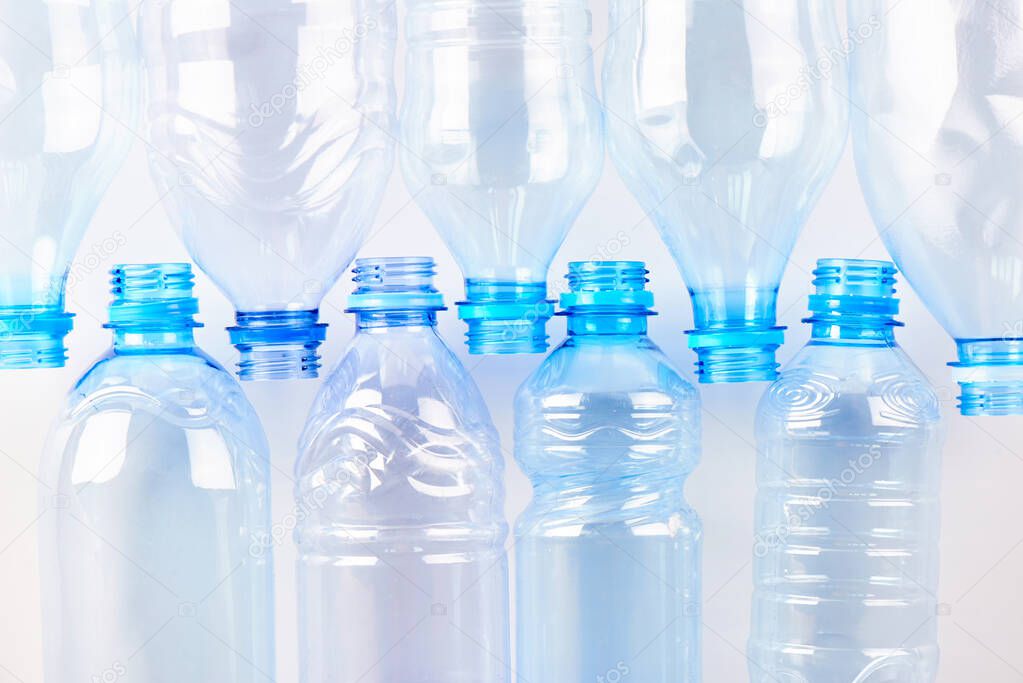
<box><xmin>850</xmin><ymin>0</ymin><xmax>1023</xmax><ymax>415</ymax></box>
<box><xmin>141</xmin><ymin>0</ymin><xmax>397</xmax><ymax>380</ymax></box>
<box><xmin>400</xmin><ymin>0</ymin><xmax>604</xmax><ymax>355</ymax></box>
<box><xmin>295</xmin><ymin>257</ymin><xmax>509</xmax><ymax>682</ymax></box>
<box><xmin>750</xmin><ymin>259</ymin><xmax>943</xmax><ymax>683</ymax></box>
<box><xmin>603</xmin><ymin>1</ymin><xmax>849</xmax><ymax>383</ymax></box>
<box><xmin>515</xmin><ymin>261</ymin><xmax>701</xmax><ymax>682</ymax></box>
<box><xmin>0</xmin><ymin>0</ymin><xmax>137</xmax><ymax>368</ymax></box>
<box><xmin>40</xmin><ymin>263</ymin><xmax>275</xmax><ymax>682</ymax></box>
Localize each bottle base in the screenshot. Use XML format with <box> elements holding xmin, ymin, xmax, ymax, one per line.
<box><xmin>228</xmin><ymin>310</ymin><xmax>326</xmax><ymax>381</ymax></box>
<box><xmin>457</xmin><ymin>281</ymin><xmax>553</xmax><ymax>355</ymax></box>
<box><xmin>0</xmin><ymin>307</ymin><xmax>74</xmax><ymax>369</ymax></box>
<box><xmin>687</xmin><ymin>327</ymin><xmax>784</xmax><ymax>384</ymax></box>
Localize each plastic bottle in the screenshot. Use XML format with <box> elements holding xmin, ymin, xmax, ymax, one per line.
<box><xmin>400</xmin><ymin>0</ymin><xmax>603</xmax><ymax>355</ymax></box>
<box><xmin>850</xmin><ymin>0</ymin><xmax>1023</xmax><ymax>415</ymax></box>
<box><xmin>40</xmin><ymin>263</ymin><xmax>275</xmax><ymax>682</ymax></box>
<box><xmin>750</xmin><ymin>259</ymin><xmax>942</xmax><ymax>682</ymax></box>
<box><xmin>141</xmin><ymin>0</ymin><xmax>397</xmax><ymax>380</ymax></box>
<box><xmin>603</xmin><ymin>1</ymin><xmax>848</xmax><ymax>382</ymax></box>
<box><xmin>515</xmin><ymin>261</ymin><xmax>701</xmax><ymax>682</ymax></box>
<box><xmin>295</xmin><ymin>257</ymin><xmax>509</xmax><ymax>682</ymax></box>
<box><xmin>0</xmin><ymin>0</ymin><xmax>137</xmax><ymax>368</ymax></box>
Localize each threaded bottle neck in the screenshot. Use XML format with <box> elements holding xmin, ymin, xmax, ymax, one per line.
<box><xmin>105</xmin><ymin>263</ymin><xmax>201</xmax><ymax>351</ymax></box>
<box><xmin>805</xmin><ymin>258</ymin><xmax>901</xmax><ymax>343</ymax></box>
<box><xmin>560</xmin><ymin>261</ymin><xmax>654</xmax><ymax>336</ymax></box>
<box><xmin>348</xmin><ymin>257</ymin><xmax>446</xmax><ymax>328</ymax></box>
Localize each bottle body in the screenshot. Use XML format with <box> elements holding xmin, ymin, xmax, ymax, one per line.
<box><xmin>603</xmin><ymin>0</ymin><xmax>848</xmax><ymax>381</ymax></box>
<box><xmin>0</xmin><ymin>0</ymin><xmax>137</xmax><ymax>366</ymax></box>
<box><xmin>141</xmin><ymin>0</ymin><xmax>397</xmax><ymax>377</ymax></box>
<box><xmin>296</xmin><ymin>308</ymin><xmax>509</xmax><ymax>681</ymax></box>
<box><xmin>851</xmin><ymin>0</ymin><xmax>1023</xmax><ymax>413</ymax></box>
<box><xmin>400</xmin><ymin>0</ymin><xmax>603</xmax><ymax>353</ymax></box>
<box><xmin>751</xmin><ymin>341</ymin><xmax>942</xmax><ymax>682</ymax></box>
<box><xmin>516</xmin><ymin>335</ymin><xmax>701</xmax><ymax>682</ymax></box>
<box><xmin>40</xmin><ymin>350</ymin><xmax>275</xmax><ymax>681</ymax></box>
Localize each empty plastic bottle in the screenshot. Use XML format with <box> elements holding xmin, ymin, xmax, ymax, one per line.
<box><xmin>515</xmin><ymin>261</ymin><xmax>701</xmax><ymax>682</ymax></box>
<box><xmin>400</xmin><ymin>0</ymin><xmax>603</xmax><ymax>355</ymax></box>
<box><xmin>750</xmin><ymin>259</ymin><xmax>943</xmax><ymax>683</ymax></box>
<box><xmin>851</xmin><ymin>0</ymin><xmax>1023</xmax><ymax>416</ymax></box>
<box><xmin>0</xmin><ymin>0</ymin><xmax>137</xmax><ymax>368</ymax></box>
<box><xmin>295</xmin><ymin>257</ymin><xmax>509</xmax><ymax>682</ymax></box>
<box><xmin>40</xmin><ymin>263</ymin><xmax>275</xmax><ymax>682</ymax></box>
<box><xmin>603</xmin><ymin>1</ymin><xmax>849</xmax><ymax>383</ymax></box>
<box><xmin>141</xmin><ymin>0</ymin><xmax>397</xmax><ymax>380</ymax></box>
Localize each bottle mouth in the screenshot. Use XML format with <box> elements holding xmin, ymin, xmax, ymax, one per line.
<box><xmin>951</xmin><ymin>339</ymin><xmax>1023</xmax><ymax>416</ymax></box>
<box><xmin>686</xmin><ymin>327</ymin><xmax>784</xmax><ymax>384</ymax></box>
<box><xmin>0</xmin><ymin>306</ymin><xmax>74</xmax><ymax>370</ymax></box>
<box><xmin>457</xmin><ymin>280</ymin><xmax>553</xmax><ymax>355</ymax></box>
<box><xmin>347</xmin><ymin>257</ymin><xmax>446</xmax><ymax>313</ymax></box>
<box><xmin>228</xmin><ymin>310</ymin><xmax>326</xmax><ymax>381</ymax></box>
<box><xmin>106</xmin><ymin>263</ymin><xmax>201</xmax><ymax>330</ymax></box>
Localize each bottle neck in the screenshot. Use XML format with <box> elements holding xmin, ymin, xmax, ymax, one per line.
<box><xmin>356</xmin><ymin>310</ymin><xmax>439</xmax><ymax>330</ymax></box>
<box><xmin>113</xmin><ymin>325</ymin><xmax>196</xmax><ymax>352</ymax></box>
<box><xmin>809</xmin><ymin>317</ymin><xmax>898</xmax><ymax>345</ymax></box>
<box><xmin>566</xmin><ymin>309</ymin><xmax>649</xmax><ymax>337</ymax></box>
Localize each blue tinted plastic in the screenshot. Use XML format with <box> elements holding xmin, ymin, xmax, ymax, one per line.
<box><xmin>296</xmin><ymin>257</ymin><xmax>509</xmax><ymax>681</ymax></box>
<box><xmin>515</xmin><ymin>261</ymin><xmax>701</xmax><ymax>681</ymax></box>
<box><xmin>750</xmin><ymin>259</ymin><xmax>943</xmax><ymax>682</ymax></box>
<box><xmin>400</xmin><ymin>0</ymin><xmax>604</xmax><ymax>354</ymax></box>
<box><xmin>141</xmin><ymin>0</ymin><xmax>397</xmax><ymax>380</ymax></box>
<box><xmin>40</xmin><ymin>264</ymin><xmax>275</xmax><ymax>682</ymax></box>
<box><xmin>850</xmin><ymin>0</ymin><xmax>1023</xmax><ymax>415</ymax></box>
<box><xmin>603</xmin><ymin>1</ymin><xmax>849</xmax><ymax>382</ymax></box>
<box><xmin>0</xmin><ymin>0</ymin><xmax>137</xmax><ymax>368</ymax></box>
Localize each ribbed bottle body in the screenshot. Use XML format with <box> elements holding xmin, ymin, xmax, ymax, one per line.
<box><xmin>40</xmin><ymin>353</ymin><xmax>275</xmax><ymax>681</ymax></box>
<box><xmin>296</xmin><ymin>327</ymin><xmax>509</xmax><ymax>682</ymax></box>
<box><xmin>751</xmin><ymin>344</ymin><xmax>943</xmax><ymax>683</ymax></box>
<box><xmin>515</xmin><ymin>338</ymin><xmax>701</xmax><ymax>682</ymax></box>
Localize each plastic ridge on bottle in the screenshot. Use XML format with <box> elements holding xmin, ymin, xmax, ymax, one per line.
<box><xmin>515</xmin><ymin>260</ymin><xmax>702</xmax><ymax>682</ymax></box>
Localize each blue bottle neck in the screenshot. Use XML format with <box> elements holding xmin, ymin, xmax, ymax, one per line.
<box><xmin>355</xmin><ymin>310</ymin><xmax>439</xmax><ymax>330</ymax></box>
<box><xmin>566</xmin><ymin>310</ymin><xmax>649</xmax><ymax>337</ymax></box>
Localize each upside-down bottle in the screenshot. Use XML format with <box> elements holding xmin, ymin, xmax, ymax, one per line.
<box><xmin>40</xmin><ymin>263</ymin><xmax>275</xmax><ymax>682</ymax></box>
<box><xmin>515</xmin><ymin>261</ymin><xmax>701</xmax><ymax>682</ymax></box>
<box><xmin>0</xmin><ymin>0</ymin><xmax>137</xmax><ymax>368</ymax></box>
<box><xmin>750</xmin><ymin>259</ymin><xmax>942</xmax><ymax>682</ymax></box>
<box><xmin>400</xmin><ymin>0</ymin><xmax>604</xmax><ymax>354</ymax></box>
<box><xmin>603</xmin><ymin>1</ymin><xmax>848</xmax><ymax>382</ymax></box>
<box><xmin>141</xmin><ymin>0</ymin><xmax>396</xmax><ymax>380</ymax></box>
<box><xmin>295</xmin><ymin>257</ymin><xmax>509</xmax><ymax>681</ymax></box>
<box><xmin>851</xmin><ymin>0</ymin><xmax>1023</xmax><ymax>415</ymax></box>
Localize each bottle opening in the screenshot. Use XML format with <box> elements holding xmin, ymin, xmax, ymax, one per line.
<box><xmin>106</xmin><ymin>263</ymin><xmax>202</xmax><ymax>330</ymax></box>
<box><xmin>347</xmin><ymin>256</ymin><xmax>446</xmax><ymax>313</ymax></box>
<box><xmin>951</xmin><ymin>339</ymin><xmax>1023</xmax><ymax>416</ymax></box>
<box><xmin>686</xmin><ymin>286</ymin><xmax>784</xmax><ymax>384</ymax></box>
<box><xmin>228</xmin><ymin>309</ymin><xmax>326</xmax><ymax>382</ymax></box>
<box><xmin>803</xmin><ymin>258</ymin><xmax>902</xmax><ymax>335</ymax></box>
<box><xmin>0</xmin><ymin>305</ymin><xmax>73</xmax><ymax>370</ymax></box>
<box><xmin>458</xmin><ymin>280</ymin><xmax>552</xmax><ymax>355</ymax></box>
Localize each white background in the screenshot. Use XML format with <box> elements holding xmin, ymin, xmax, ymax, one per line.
<box><xmin>2</xmin><ymin>2</ymin><xmax>1022</xmax><ymax>681</ymax></box>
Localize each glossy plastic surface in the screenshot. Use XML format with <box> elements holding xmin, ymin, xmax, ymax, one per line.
<box><xmin>295</xmin><ymin>257</ymin><xmax>509</xmax><ymax>682</ymax></box>
<box><xmin>141</xmin><ymin>0</ymin><xmax>396</xmax><ymax>379</ymax></box>
<box><xmin>400</xmin><ymin>0</ymin><xmax>603</xmax><ymax>354</ymax></box>
<box><xmin>40</xmin><ymin>264</ymin><xmax>275</xmax><ymax>682</ymax></box>
<box><xmin>0</xmin><ymin>0</ymin><xmax>137</xmax><ymax>368</ymax></box>
<box><xmin>750</xmin><ymin>259</ymin><xmax>943</xmax><ymax>682</ymax></box>
<box><xmin>851</xmin><ymin>0</ymin><xmax>1023</xmax><ymax>415</ymax></box>
<box><xmin>515</xmin><ymin>262</ymin><xmax>701</xmax><ymax>682</ymax></box>
<box><xmin>603</xmin><ymin>0</ymin><xmax>848</xmax><ymax>382</ymax></box>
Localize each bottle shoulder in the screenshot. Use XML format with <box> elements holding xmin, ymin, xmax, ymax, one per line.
<box><xmin>758</xmin><ymin>342</ymin><xmax>942</xmax><ymax>434</ymax></box>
